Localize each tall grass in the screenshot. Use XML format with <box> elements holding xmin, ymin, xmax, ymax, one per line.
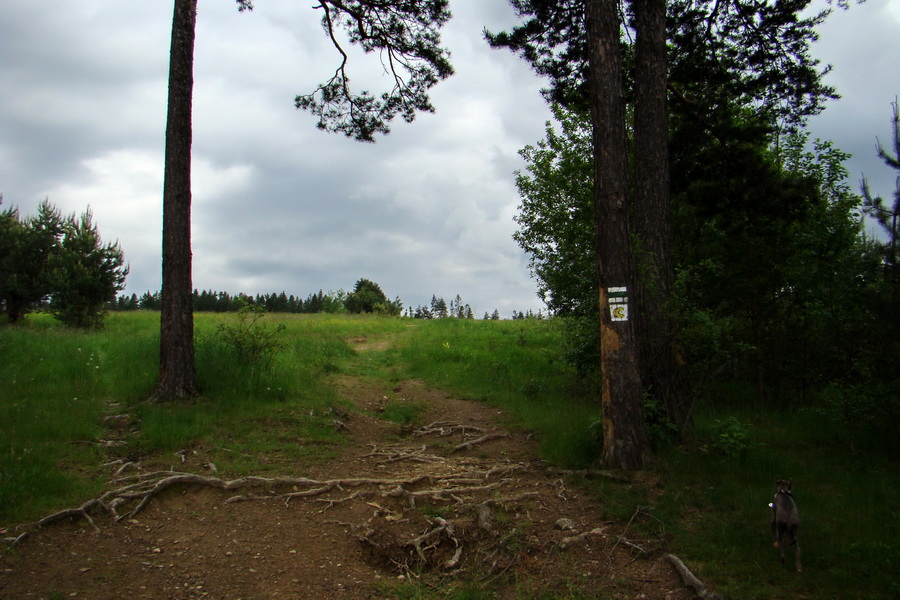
<box><xmin>0</xmin><ymin>312</ymin><xmax>157</xmax><ymax>522</ymax></box>
<box><xmin>127</xmin><ymin>312</ymin><xmax>362</xmax><ymax>471</ymax></box>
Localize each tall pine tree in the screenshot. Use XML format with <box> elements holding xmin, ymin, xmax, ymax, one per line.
<box><xmin>156</xmin><ymin>0</ymin><xmax>453</xmax><ymax>398</ymax></box>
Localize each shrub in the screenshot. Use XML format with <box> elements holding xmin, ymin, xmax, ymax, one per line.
<box><xmin>709</xmin><ymin>416</ymin><xmax>751</xmax><ymax>457</ymax></box>
<box><xmin>216</xmin><ymin>303</ymin><xmax>286</xmax><ymax>364</ymax></box>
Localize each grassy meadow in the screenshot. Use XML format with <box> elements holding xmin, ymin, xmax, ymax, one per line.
<box><xmin>2</xmin><ymin>311</ymin><xmax>898</xmax><ymax>599</ymax></box>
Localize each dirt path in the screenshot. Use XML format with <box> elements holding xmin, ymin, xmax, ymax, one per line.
<box><xmin>1</xmin><ymin>341</ymin><xmax>693</xmax><ymax>599</ymax></box>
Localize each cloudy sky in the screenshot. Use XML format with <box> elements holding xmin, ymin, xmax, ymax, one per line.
<box><xmin>2</xmin><ymin>1</ymin><xmax>898</xmax><ymax>317</ymax></box>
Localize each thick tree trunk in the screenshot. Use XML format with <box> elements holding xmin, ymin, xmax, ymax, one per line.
<box><xmin>632</xmin><ymin>0</ymin><xmax>692</xmax><ymax>433</ymax></box>
<box><xmin>157</xmin><ymin>0</ymin><xmax>198</xmax><ymax>399</ymax></box>
<box><xmin>585</xmin><ymin>0</ymin><xmax>649</xmax><ymax>470</ymax></box>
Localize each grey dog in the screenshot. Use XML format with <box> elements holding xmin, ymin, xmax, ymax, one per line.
<box><xmin>770</xmin><ymin>478</ymin><xmax>802</xmax><ymax>572</ymax></box>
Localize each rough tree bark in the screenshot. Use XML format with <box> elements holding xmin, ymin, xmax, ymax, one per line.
<box><xmin>157</xmin><ymin>0</ymin><xmax>198</xmax><ymax>399</ymax></box>
<box><xmin>585</xmin><ymin>0</ymin><xmax>649</xmax><ymax>470</ymax></box>
<box><xmin>631</xmin><ymin>0</ymin><xmax>692</xmax><ymax>433</ymax></box>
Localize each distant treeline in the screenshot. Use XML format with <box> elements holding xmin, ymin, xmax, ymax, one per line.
<box><xmin>110</xmin><ymin>289</ymin><xmax>346</xmax><ymax>314</ymax></box>
<box><xmin>109</xmin><ymin>288</ymin><xmax>546</xmax><ymax>321</ymax></box>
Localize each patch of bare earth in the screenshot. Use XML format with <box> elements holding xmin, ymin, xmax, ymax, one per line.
<box><xmin>1</xmin><ymin>345</ymin><xmax>697</xmax><ymax>599</ymax></box>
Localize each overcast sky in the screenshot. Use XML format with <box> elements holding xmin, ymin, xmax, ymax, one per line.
<box><xmin>2</xmin><ymin>1</ymin><xmax>898</xmax><ymax>317</ymax></box>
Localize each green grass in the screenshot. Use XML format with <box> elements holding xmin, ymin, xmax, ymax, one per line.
<box><xmin>648</xmin><ymin>407</ymin><xmax>900</xmax><ymax>600</ymax></box>
<box><xmin>392</xmin><ymin>318</ymin><xmax>900</xmax><ymax>600</ymax></box>
<box><xmin>397</xmin><ymin>318</ymin><xmax>598</xmax><ymax>467</ymax></box>
<box><xmin>0</xmin><ymin>313</ymin><xmax>156</xmax><ymax>520</ymax></box>
<box><xmin>380</xmin><ymin>400</ymin><xmax>427</xmax><ymax>425</ymax></box>
<box><xmin>3</xmin><ymin>312</ymin><xmax>898</xmax><ymax>600</ymax></box>
<box><xmin>0</xmin><ymin>311</ymin><xmax>395</xmax><ymax>522</ymax></box>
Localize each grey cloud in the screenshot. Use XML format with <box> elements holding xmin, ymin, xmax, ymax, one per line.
<box><xmin>5</xmin><ymin>0</ymin><xmax>896</xmax><ymax>318</ymax></box>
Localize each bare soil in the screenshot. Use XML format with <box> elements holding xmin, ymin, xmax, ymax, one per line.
<box><xmin>1</xmin><ymin>342</ymin><xmax>695</xmax><ymax>599</ymax></box>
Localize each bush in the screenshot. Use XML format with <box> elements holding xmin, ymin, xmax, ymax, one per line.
<box><xmin>708</xmin><ymin>416</ymin><xmax>752</xmax><ymax>457</ymax></box>
<box><xmin>216</xmin><ymin>303</ymin><xmax>286</xmax><ymax>364</ymax></box>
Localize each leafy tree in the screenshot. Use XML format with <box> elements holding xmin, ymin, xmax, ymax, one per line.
<box><xmin>676</xmin><ymin>131</ymin><xmax>871</xmax><ymax>404</ymax></box>
<box><xmin>156</xmin><ymin>0</ymin><xmax>453</xmax><ymax>398</ymax></box>
<box><xmin>116</xmin><ymin>293</ymin><xmax>140</xmax><ymax>311</ymax></box>
<box><xmin>316</xmin><ymin>289</ymin><xmax>348</xmax><ymax>314</ymax></box>
<box><xmin>489</xmin><ymin>0</ymin><xmax>842</xmax><ymax>466</ymax></box>
<box><xmin>49</xmin><ymin>208</ymin><xmax>129</xmax><ymax>328</ymax></box>
<box><xmin>513</xmin><ymin>104</ymin><xmax>597</xmax><ymax>375</ymax></box>
<box><xmin>516</xmin><ymin>99</ymin><xmax>874</xmax><ymax>419</ymax></box>
<box><xmin>447</xmin><ymin>294</ymin><xmax>473</xmax><ymax>318</ymax></box>
<box><xmin>514</xmin><ymin>104</ymin><xmax>594</xmax><ymax>318</ymax></box>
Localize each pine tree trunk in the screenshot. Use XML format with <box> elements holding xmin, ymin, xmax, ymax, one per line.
<box><xmin>157</xmin><ymin>0</ymin><xmax>198</xmax><ymax>399</ymax></box>
<box><xmin>585</xmin><ymin>0</ymin><xmax>649</xmax><ymax>470</ymax></box>
<box><xmin>632</xmin><ymin>0</ymin><xmax>692</xmax><ymax>433</ymax></box>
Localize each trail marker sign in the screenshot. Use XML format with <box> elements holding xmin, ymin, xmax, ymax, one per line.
<box><xmin>608</xmin><ymin>287</ymin><xmax>628</xmax><ymax>322</ymax></box>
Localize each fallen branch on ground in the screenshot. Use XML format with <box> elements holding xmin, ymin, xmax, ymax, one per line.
<box><xmin>666</xmin><ymin>554</ymin><xmax>721</xmax><ymax>600</ymax></box>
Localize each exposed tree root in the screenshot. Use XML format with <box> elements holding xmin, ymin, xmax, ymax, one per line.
<box><xmin>2</xmin><ymin>531</ymin><xmax>30</xmax><ymax>548</ymax></box>
<box><xmin>414</xmin><ymin>421</ymin><xmax>485</xmax><ymax>438</ymax></box>
<box><xmin>559</xmin><ymin>527</ymin><xmax>607</xmax><ymax>550</ymax></box>
<box><xmin>408</xmin><ymin>516</ymin><xmax>458</xmax><ymax>564</ymax></box>
<box><xmin>6</xmin><ymin>464</ymin><xmax>525</xmax><ymax>547</ymax></box>
<box><xmin>453</xmin><ymin>432</ymin><xmax>509</xmax><ymax>452</ymax></box>
<box><xmin>36</xmin><ymin>500</ymin><xmax>104</xmax><ymax>533</ymax></box>
<box><xmin>364</xmin><ymin>444</ymin><xmax>445</xmax><ymax>464</ymax></box>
